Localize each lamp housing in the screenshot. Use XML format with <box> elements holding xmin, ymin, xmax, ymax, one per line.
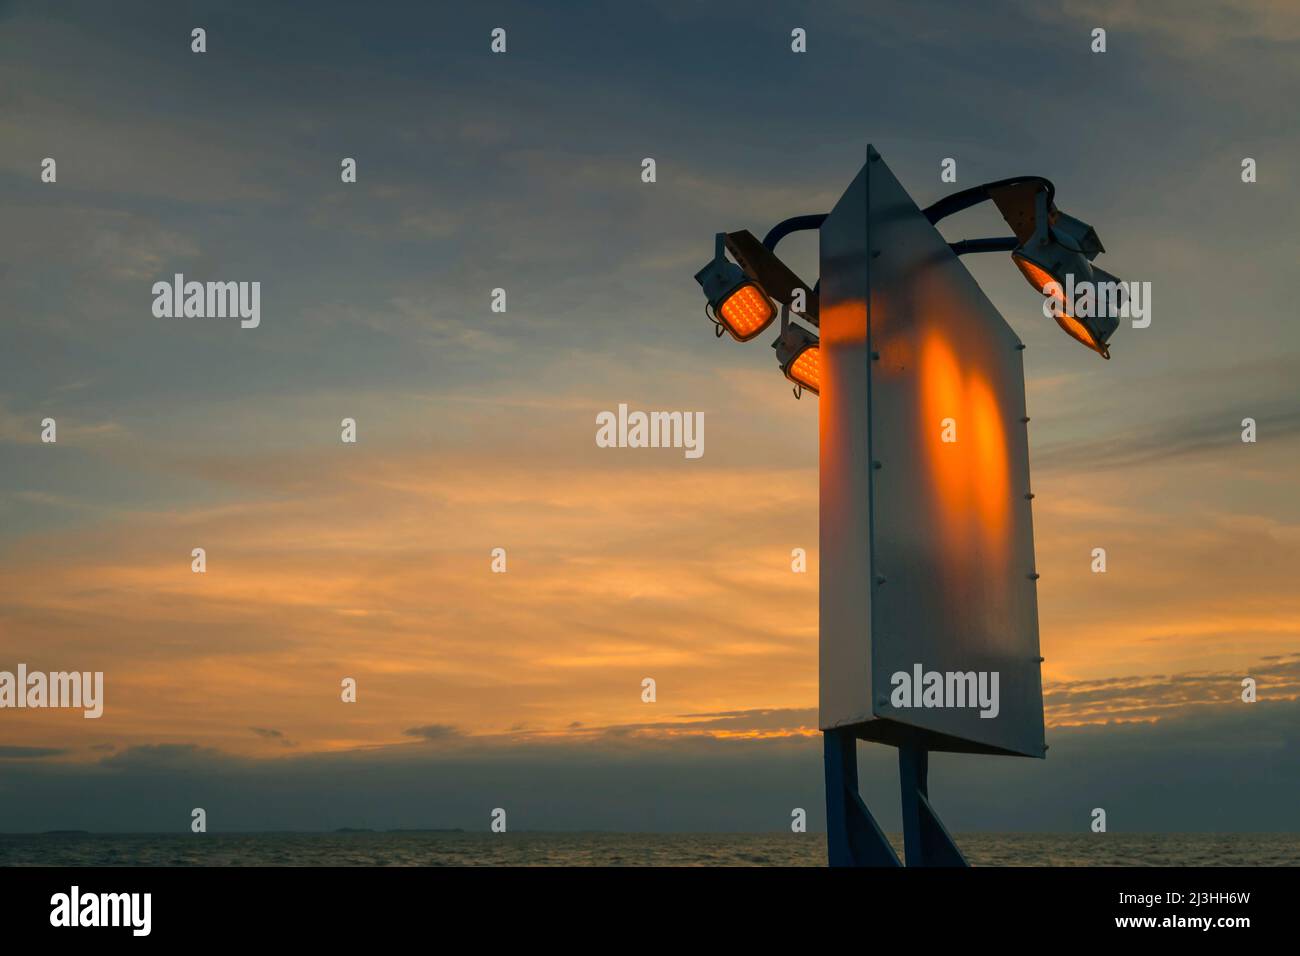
<box><xmin>694</xmin><ymin>235</ymin><xmax>777</xmax><ymax>342</ymax></box>
<box><xmin>773</xmin><ymin>323</ymin><xmax>820</xmax><ymax>394</ymax></box>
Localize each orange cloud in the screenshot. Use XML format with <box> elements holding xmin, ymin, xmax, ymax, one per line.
<box><xmin>2</xmin><ymin>378</ymin><xmax>1296</xmax><ymax>763</ymax></box>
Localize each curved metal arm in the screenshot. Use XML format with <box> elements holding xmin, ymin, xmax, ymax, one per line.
<box><xmin>923</xmin><ymin>176</ymin><xmax>1055</xmax><ymax>226</ymax></box>
<box><xmin>762</xmin><ymin>214</ymin><xmax>828</xmax><ymax>252</ymax></box>
<box><xmin>949</xmin><ymin>236</ymin><xmax>1019</xmax><ymax>256</ymax></box>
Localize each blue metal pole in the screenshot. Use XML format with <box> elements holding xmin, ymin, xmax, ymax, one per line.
<box><xmin>898</xmin><ymin>745</ymin><xmax>969</xmax><ymax>867</ymax></box>
<box><xmin>824</xmin><ymin>728</ymin><xmax>901</xmax><ymax>867</ymax></box>
<box><xmin>898</xmin><ymin>744</ymin><xmax>927</xmax><ymax>867</ymax></box>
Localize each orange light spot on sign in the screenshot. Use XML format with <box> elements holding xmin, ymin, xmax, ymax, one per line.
<box><xmin>919</xmin><ymin>330</ymin><xmax>1011</xmax><ymax>559</ymax></box>
<box><xmin>920</xmin><ymin>331</ymin><xmax>965</xmax><ymax>513</ymax></box>
<box><xmin>968</xmin><ymin>374</ymin><xmax>1010</xmax><ymax>544</ymax></box>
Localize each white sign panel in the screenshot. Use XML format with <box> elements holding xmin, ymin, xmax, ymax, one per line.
<box><xmin>819</xmin><ymin>148</ymin><xmax>1045</xmax><ymax>758</ymax></box>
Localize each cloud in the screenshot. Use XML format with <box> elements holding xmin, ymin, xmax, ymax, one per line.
<box><xmin>403</xmin><ymin>724</ymin><xmax>464</xmax><ymax>742</ymax></box>
<box><xmin>0</xmin><ymin>400</ymin><xmax>126</xmax><ymax>446</ymax></box>
<box><xmin>0</xmin><ymin>700</ymin><xmax>1297</xmax><ymax>833</ymax></box>
<box><xmin>1052</xmin><ymin>0</ymin><xmax>1300</xmax><ymax>49</ymax></box>
<box><xmin>0</xmin><ymin>746</ymin><xmax>67</xmax><ymax>759</ymax></box>
<box><xmin>567</xmin><ymin>707</ymin><xmax>821</xmax><ymax>740</ymax></box>
<box><xmin>1036</xmin><ymin>400</ymin><xmax>1300</xmax><ymax>473</ymax></box>
<box><xmin>1044</xmin><ymin>655</ymin><xmax>1300</xmax><ymax>725</ymax></box>
<box><xmin>250</xmin><ymin>727</ymin><xmax>297</xmax><ymax>747</ymax></box>
<box><xmin>2</xmin><ymin>377</ymin><xmax>1295</xmax><ymax>759</ymax></box>
<box><xmin>99</xmin><ymin>744</ymin><xmax>241</xmax><ymax>772</ymax></box>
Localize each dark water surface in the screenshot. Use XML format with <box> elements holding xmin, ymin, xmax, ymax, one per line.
<box><xmin>2</xmin><ymin>832</ymin><xmax>1297</xmax><ymax>866</ymax></box>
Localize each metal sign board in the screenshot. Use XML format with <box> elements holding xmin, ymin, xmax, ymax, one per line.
<box><xmin>818</xmin><ymin>147</ymin><xmax>1045</xmax><ymax>758</ymax></box>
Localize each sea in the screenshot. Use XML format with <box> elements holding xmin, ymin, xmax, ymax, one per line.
<box><xmin>2</xmin><ymin>832</ymin><xmax>1297</xmax><ymax>866</ymax></box>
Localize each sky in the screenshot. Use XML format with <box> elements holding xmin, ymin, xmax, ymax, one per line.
<box><xmin>0</xmin><ymin>0</ymin><xmax>1297</xmax><ymax>833</ymax></box>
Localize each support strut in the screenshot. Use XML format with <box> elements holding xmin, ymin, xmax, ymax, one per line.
<box><xmin>824</xmin><ymin>731</ymin><xmax>970</xmax><ymax>867</ymax></box>
<box><xmin>823</xmin><ymin>728</ymin><xmax>901</xmax><ymax>867</ymax></box>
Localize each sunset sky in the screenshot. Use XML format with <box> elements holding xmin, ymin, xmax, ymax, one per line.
<box><xmin>1</xmin><ymin>0</ymin><xmax>1297</xmax><ymax>832</ymax></box>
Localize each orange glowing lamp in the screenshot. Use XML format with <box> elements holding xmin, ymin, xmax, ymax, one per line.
<box><xmin>717</xmin><ymin>282</ymin><xmax>778</xmax><ymax>341</ymax></box>
<box><xmin>774</xmin><ymin>324</ymin><xmax>820</xmax><ymax>396</ymax></box>
<box><xmin>694</xmin><ymin>234</ymin><xmax>778</xmax><ymax>342</ymax></box>
<box><xmin>1012</xmin><ymin>251</ymin><xmax>1119</xmax><ymax>359</ymax></box>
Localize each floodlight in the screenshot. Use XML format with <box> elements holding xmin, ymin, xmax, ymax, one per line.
<box><xmin>1009</xmin><ymin>189</ymin><xmax>1121</xmax><ymax>358</ymax></box>
<box><xmin>1049</xmin><ymin>211</ymin><xmax>1104</xmax><ymax>260</ymax></box>
<box><xmin>774</xmin><ymin>322</ymin><xmax>820</xmax><ymax>395</ymax></box>
<box><xmin>694</xmin><ymin>233</ymin><xmax>777</xmax><ymax>342</ymax></box>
